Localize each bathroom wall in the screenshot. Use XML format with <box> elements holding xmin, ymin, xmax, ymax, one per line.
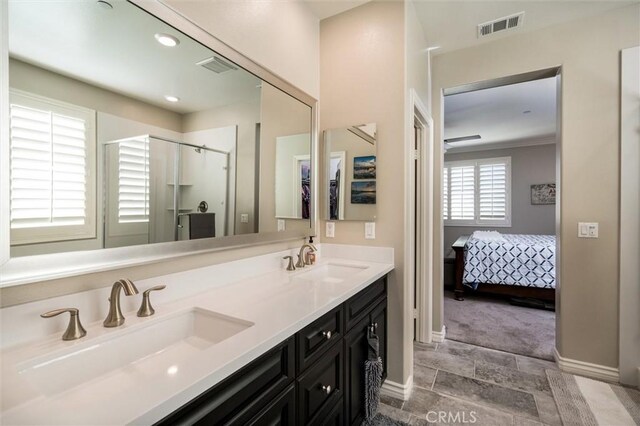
<box><xmin>431</xmin><ymin>3</ymin><xmax>640</xmax><ymax>369</ymax></box>
<box><xmin>165</xmin><ymin>0</ymin><xmax>320</xmax><ymax>99</ymax></box>
<box><xmin>0</xmin><ymin>2</ymin><xmax>320</xmax><ymax>307</ymax></box>
<box><xmin>319</xmin><ymin>0</ymin><xmax>430</xmax><ymax>389</ymax></box>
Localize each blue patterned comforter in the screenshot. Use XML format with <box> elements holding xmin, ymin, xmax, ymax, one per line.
<box><xmin>463</xmin><ymin>234</ymin><xmax>556</xmax><ymax>289</ymax></box>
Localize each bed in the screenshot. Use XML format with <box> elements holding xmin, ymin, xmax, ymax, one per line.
<box><xmin>451</xmin><ymin>231</ymin><xmax>556</xmax><ymax>302</ymax></box>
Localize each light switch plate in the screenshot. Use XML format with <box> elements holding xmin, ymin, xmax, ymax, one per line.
<box><xmin>365</xmin><ymin>222</ymin><xmax>375</xmax><ymax>239</ymax></box>
<box><xmin>277</xmin><ymin>219</ymin><xmax>285</xmax><ymax>232</ymax></box>
<box><xmin>240</xmin><ymin>214</ymin><xmax>249</xmax><ymax>223</ymax></box>
<box><xmin>326</xmin><ymin>222</ymin><xmax>335</xmax><ymax>238</ymax></box>
<box><xmin>578</xmin><ymin>222</ymin><xmax>598</xmax><ymax>238</ymax></box>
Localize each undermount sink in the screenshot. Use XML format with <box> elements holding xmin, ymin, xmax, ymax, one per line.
<box><xmin>294</xmin><ymin>263</ymin><xmax>369</xmax><ymax>283</ymax></box>
<box><xmin>18</xmin><ymin>308</ymin><xmax>253</xmax><ymax>396</ymax></box>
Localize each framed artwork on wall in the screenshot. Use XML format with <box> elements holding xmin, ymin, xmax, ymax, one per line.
<box><xmin>531</xmin><ymin>183</ymin><xmax>556</xmax><ymax>205</ymax></box>
<box><xmin>351</xmin><ymin>181</ymin><xmax>376</xmax><ymax>204</ymax></box>
<box><xmin>353</xmin><ymin>155</ymin><xmax>376</xmax><ymax>179</ymax></box>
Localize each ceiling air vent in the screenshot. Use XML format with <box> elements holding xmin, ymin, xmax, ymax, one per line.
<box><xmin>196</xmin><ymin>56</ymin><xmax>238</xmax><ymax>74</ymax></box>
<box><xmin>477</xmin><ymin>12</ymin><xmax>524</xmax><ymax>38</ymax></box>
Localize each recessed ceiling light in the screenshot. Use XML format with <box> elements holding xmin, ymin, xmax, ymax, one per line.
<box><xmin>164</xmin><ymin>95</ymin><xmax>180</xmax><ymax>103</ymax></box>
<box><xmin>155</xmin><ymin>33</ymin><xmax>180</xmax><ymax>47</ymax></box>
<box><xmin>96</xmin><ymin>0</ymin><xmax>113</xmax><ymax>10</ymax></box>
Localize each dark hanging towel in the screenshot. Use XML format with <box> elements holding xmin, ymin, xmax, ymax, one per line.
<box><xmin>188</xmin><ymin>212</ymin><xmax>215</xmax><ymax>239</ymax></box>
<box><xmin>364</xmin><ymin>326</ymin><xmax>383</xmax><ymax>423</ymax></box>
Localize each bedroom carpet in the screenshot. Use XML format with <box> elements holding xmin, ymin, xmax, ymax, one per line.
<box><xmin>443</xmin><ymin>290</ymin><xmax>555</xmax><ymax>360</ymax></box>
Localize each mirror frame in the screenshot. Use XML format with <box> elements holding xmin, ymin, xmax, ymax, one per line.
<box><xmin>0</xmin><ymin>0</ymin><xmax>318</xmax><ymax>287</ymax></box>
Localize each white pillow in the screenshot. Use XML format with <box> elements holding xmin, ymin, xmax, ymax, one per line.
<box><xmin>472</xmin><ymin>230</ymin><xmax>505</xmax><ymax>242</ymax></box>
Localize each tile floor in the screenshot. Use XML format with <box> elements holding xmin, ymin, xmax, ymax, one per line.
<box><xmin>380</xmin><ymin>340</ymin><xmax>562</xmax><ymax>425</ymax></box>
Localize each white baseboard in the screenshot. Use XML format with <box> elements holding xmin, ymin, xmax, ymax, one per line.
<box><xmin>554</xmin><ymin>348</ymin><xmax>619</xmax><ymax>383</ymax></box>
<box><xmin>381</xmin><ymin>375</ymin><xmax>413</xmax><ymax>401</ymax></box>
<box><xmin>432</xmin><ymin>325</ymin><xmax>446</xmax><ymax>343</ymax></box>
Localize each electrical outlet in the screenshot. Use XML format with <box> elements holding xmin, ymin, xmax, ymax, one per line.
<box><xmin>240</xmin><ymin>214</ymin><xmax>249</xmax><ymax>223</ymax></box>
<box><xmin>578</xmin><ymin>222</ymin><xmax>598</xmax><ymax>238</ymax></box>
<box><xmin>326</xmin><ymin>222</ymin><xmax>335</xmax><ymax>238</ymax></box>
<box><xmin>277</xmin><ymin>219</ymin><xmax>285</xmax><ymax>232</ymax></box>
<box><xmin>365</xmin><ymin>222</ymin><xmax>375</xmax><ymax>239</ymax></box>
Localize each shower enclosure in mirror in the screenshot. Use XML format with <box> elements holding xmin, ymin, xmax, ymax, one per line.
<box><xmin>104</xmin><ymin>135</ymin><xmax>231</xmax><ymax>249</ymax></box>
<box><xmin>5</xmin><ymin>0</ymin><xmax>314</xmax><ymax>261</ymax></box>
<box><xmin>323</xmin><ymin>124</ymin><xmax>377</xmax><ymax>221</ymax></box>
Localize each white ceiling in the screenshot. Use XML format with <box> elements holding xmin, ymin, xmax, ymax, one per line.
<box><xmin>8</xmin><ymin>0</ymin><xmax>262</xmax><ymax>114</ymax></box>
<box><xmin>303</xmin><ymin>0</ymin><xmax>371</xmax><ymax>20</ymax></box>
<box><xmin>413</xmin><ymin>0</ymin><xmax>636</xmax><ymax>54</ymax></box>
<box><xmin>444</xmin><ymin>77</ymin><xmax>557</xmax><ymax>151</ymax></box>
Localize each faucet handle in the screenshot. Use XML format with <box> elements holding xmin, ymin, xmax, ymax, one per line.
<box><xmin>137</xmin><ymin>285</ymin><xmax>166</xmax><ymax>317</ymax></box>
<box><xmin>283</xmin><ymin>256</ymin><xmax>296</xmax><ymax>271</ymax></box>
<box><xmin>41</xmin><ymin>308</ymin><xmax>87</xmax><ymax>341</ymax></box>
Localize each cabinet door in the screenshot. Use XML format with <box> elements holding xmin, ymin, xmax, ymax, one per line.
<box><xmin>343</xmin><ymin>315</ymin><xmax>369</xmax><ymax>426</ymax></box>
<box><xmin>246</xmin><ymin>383</ymin><xmax>296</xmax><ymax>426</ymax></box>
<box><xmin>297</xmin><ymin>341</ymin><xmax>343</xmax><ymax>425</ymax></box>
<box><xmin>320</xmin><ymin>399</ymin><xmax>344</xmax><ymax>426</ymax></box>
<box><xmin>370</xmin><ymin>299</ymin><xmax>387</xmax><ymax>380</ymax></box>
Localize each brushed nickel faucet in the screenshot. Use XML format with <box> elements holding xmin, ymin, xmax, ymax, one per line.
<box><xmin>41</xmin><ymin>308</ymin><xmax>87</xmax><ymax>341</ymax></box>
<box><xmin>104</xmin><ymin>279</ymin><xmax>139</xmax><ymax>327</ymax></box>
<box><xmin>295</xmin><ymin>242</ymin><xmax>317</xmax><ymax>268</ymax></box>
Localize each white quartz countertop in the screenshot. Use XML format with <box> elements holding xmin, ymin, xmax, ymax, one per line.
<box><xmin>0</xmin><ymin>247</ymin><xmax>394</xmax><ymax>425</ymax></box>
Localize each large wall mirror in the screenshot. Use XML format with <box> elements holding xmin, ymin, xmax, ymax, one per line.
<box><xmin>323</xmin><ymin>124</ymin><xmax>377</xmax><ymax>221</ymax></box>
<box><xmin>1</xmin><ymin>0</ymin><xmax>315</xmax><ymax>284</ymax></box>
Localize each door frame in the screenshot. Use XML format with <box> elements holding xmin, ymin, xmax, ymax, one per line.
<box><xmin>407</xmin><ymin>89</ymin><xmax>433</xmax><ymax>343</ymax></box>
<box><xmin>619</xmin><ymin>46</ymin><xmax>640</xmax><ymax>387</ymax></box>
<box><xmin>432</xmin><ymin>67</ymin><xmax>562</xmax><ymax>351</ymax></box>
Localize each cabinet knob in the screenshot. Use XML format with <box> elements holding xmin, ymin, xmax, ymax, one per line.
<box><xmin>321</xmin><ymin>384</ymin><xmax>331</xmax><ymax>395</ymax></box>
<box><xmin>322</xmin><ymin>330</ymin><xmax>332</xmax><ymax>340</ymax></box>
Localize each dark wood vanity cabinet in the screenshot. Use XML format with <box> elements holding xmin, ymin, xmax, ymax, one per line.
<box><xmin>156</xmin><ymin>275</ymin><xmax>387</xmax><ymax>426</ymax></box>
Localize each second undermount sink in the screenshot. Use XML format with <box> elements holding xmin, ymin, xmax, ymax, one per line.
<box><xmin>294</xmin><ymin>263</ymin><xmax>369</xmax><ymax>284</ymax></box>
<box><xmin>18</xmin><ymin>307</ymin><xmax>253</xmax><ymax>396</ymax></box>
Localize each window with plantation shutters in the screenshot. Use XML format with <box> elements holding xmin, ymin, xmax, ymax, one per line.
<box><xmin>117</xmin><ymin>137</ymin><xmax>149</xmax><ymax>223</ymax></box>
<box><xmin>443</xmin><ymin>157</ymin><xmax>511</xmax><ymax>226</ymax></box>
<box><xmin>9</xmin><ymin>91</ymin><xmax>96</xmax><ymax>245</ymax></box>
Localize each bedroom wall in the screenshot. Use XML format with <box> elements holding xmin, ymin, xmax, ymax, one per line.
<box><xmin>443</xmin><ymin>143</ymin><xmax>556</xmax><ymax>256</ymax></box>
<box><xmin>431</xmin><ymin>3</ymin><xmax>640</xmax><ymax>370</ymax></box>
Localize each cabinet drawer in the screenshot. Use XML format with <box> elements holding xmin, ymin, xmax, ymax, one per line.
<box><xmin>344</xmin><ymin>277</ymin><xmax>386</xmax><ymax>330</ymax></box>
<box><xmin>155</xmin><ymin>337</ymin><xmax>295</xmax><ymax>426</ymax></box>
<box><xmin>296</xmin><ymin>305</ymin><xmax>343</xmax><ymax>373</ymax></box>
<box><xmin>297</xmin><ymin>341</ymin><xmax>343</xmax><ymax>425</ymax></box>
<box><xmin>246</xmin><ymin>383</ymin><xmax>296</xmax><ymax>426</ymax></box>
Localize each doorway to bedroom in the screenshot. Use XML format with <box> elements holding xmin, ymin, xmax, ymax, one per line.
<box><xmin>440</xmin><ymin>69</ymin><xmax>560</xmax><ymax>361</ymax></box>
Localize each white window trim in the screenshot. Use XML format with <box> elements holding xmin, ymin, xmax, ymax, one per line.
<box><xmin>444</xmin><ymin>156</ymin><xmax>511</xmax><ymax>227</ymax></box>
<box><xmin>9</xmin><ymin>89</ymin><xmax>97</xmax><ymax>245</ymax></box>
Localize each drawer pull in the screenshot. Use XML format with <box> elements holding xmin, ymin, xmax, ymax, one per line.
<box><xmin>322</xmin><ymin>330</ymin><xmax>332</xmax><ymax>340</ymax></box>
<box><xmin>321</xmin><ymin>384</ymin><xmax>332</xmax><ymax>395</ymax></box>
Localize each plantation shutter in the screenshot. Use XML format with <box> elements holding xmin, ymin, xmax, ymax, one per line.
<box><xmin>443</xmin><ymin>167</ymin><xmax>449</xmax><ymax>220</ymax></box>
<box><xmin>449</xmin><ymin>164</ymin><xmax>475</xmax><ymax>221</ymax></box>
<box><xmin>118</xmin><ymin>137</ymin><xmax>150</xmax><ymax>223</ymax></box>
<box><xmin>9</xmin><ymin>104</ymin><xmax>88</xmax><ymax>229</ymax></box>
<box><xmin>478</xmin><ymin>161</ymin><xmax>507</xmax><ymax>221</ymax></box>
